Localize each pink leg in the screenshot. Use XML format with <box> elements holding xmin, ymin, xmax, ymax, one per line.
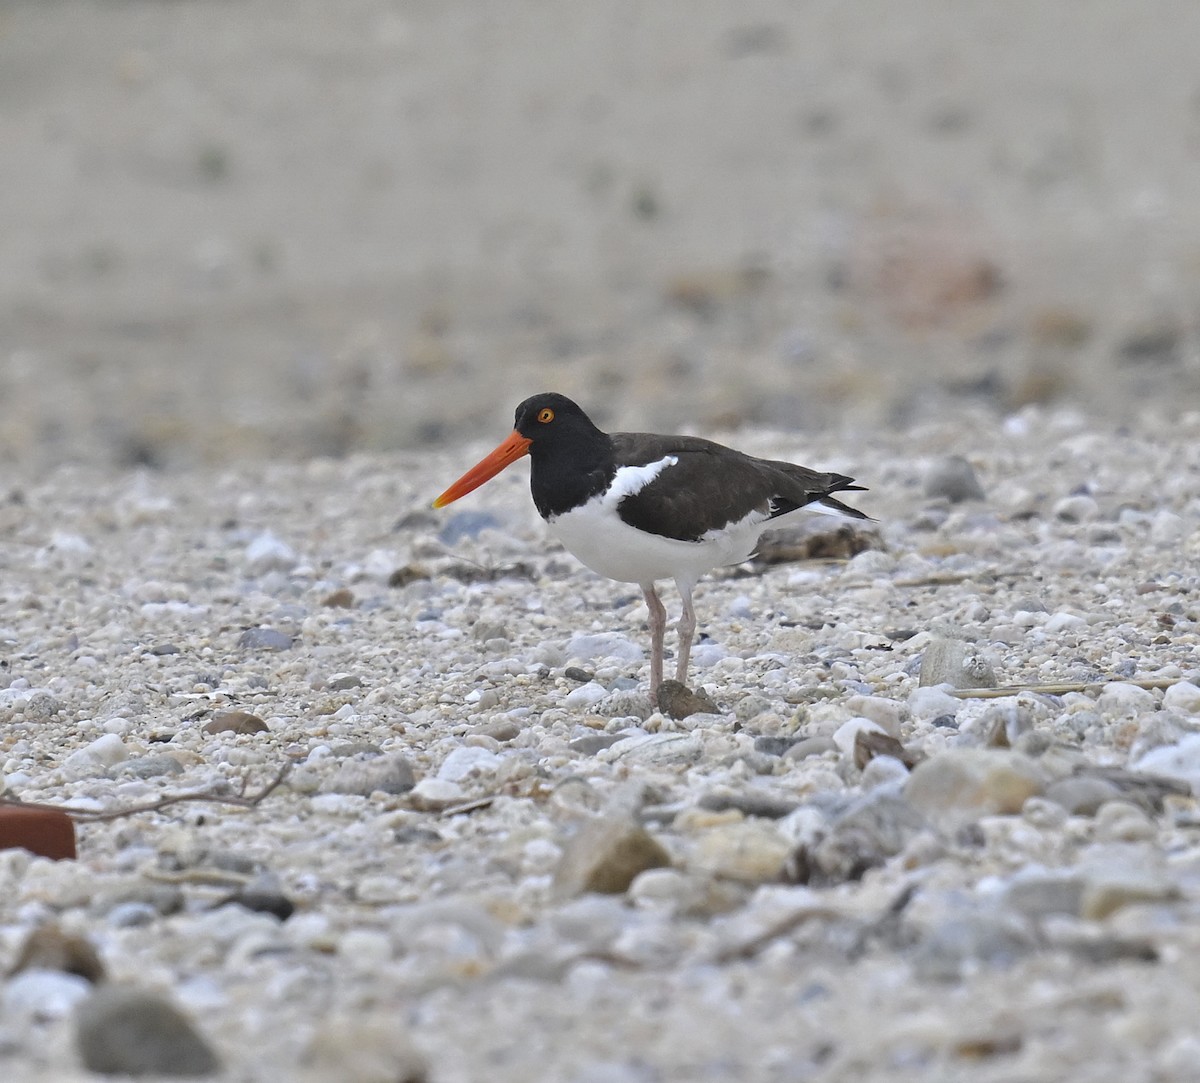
<box><xmin>674</xmin><ymin>578</ymin><xmax>697</xmax><ymax>687</ymax></box>
<box><xmin>642</xmin><ymin>583</ymin><xmax>666</xmax><ymax>699</ymax></box>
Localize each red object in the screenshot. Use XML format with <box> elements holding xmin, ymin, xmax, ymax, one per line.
<box><xmin>0</xmin><ymin>807</ymin><xmax>77</xmax><ymax>860</ymax></box>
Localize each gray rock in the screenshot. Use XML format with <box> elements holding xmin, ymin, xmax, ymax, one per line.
<box><xmin>918</xmin><ymin>637</ymin><xmax>997</xmax><ymax>689</ymax></box>
<box><xmin>117</xmin><ymin>754</ymin><xmax>185</xmax><ymax>779</ymax></box>
<box><xmin>910</xmin><ymin>909</ymin><xmax>1038</xmax><ymax>982</ymax></box>
<box><xmin>1044</xmin><ymin>775</ymin><xmax>1124</xmax><ymax>815</ymax></box>
<box><xmin>75</xmin><ymin>985</ymin><xmax>221</xmax><ymax>1076</ymax></box>
<box><xmin>320</xmin><ymin>753</ymin><xmax>416</xmax><ymax>796</ymax></box>
<box><xmin>237</xmin><ymin>627</ymin><xmax>294</xmax><ymax>651</ymax></box>
<box><xmin>698</xmin><ymin>787</ymin><xmax>801</xmax><ymax>820</ymax></box>
<box><xmin>1001</xmin><ymin>870</ymin><xmax>1085</xmax><ymax>919</ymax></box>
<box><xmin>923</xmin><ymin>455</ymin><xmax>985</xmax><ymax>502</ymax></box>
<box><xmin>798</xmin><ymin>790</ymin><xmax>928</xmax><ymax>885</ymax></box>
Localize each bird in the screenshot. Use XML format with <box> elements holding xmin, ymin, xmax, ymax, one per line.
<box><xmin>433</xmin><ymin>392</ymin><xmax>868</xmax><ymax>700</ymax></box>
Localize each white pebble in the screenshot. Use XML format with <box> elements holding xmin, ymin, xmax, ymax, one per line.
<box><xmin>437</xmin><ymin>745</ymin><xmax>501</xmax><ymax>782</ymax></box>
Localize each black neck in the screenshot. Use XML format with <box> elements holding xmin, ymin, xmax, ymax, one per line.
<box><xmin>529</xmin><ymin>429</ymin><xmax>615</xmax><ymax>519</ymax></box>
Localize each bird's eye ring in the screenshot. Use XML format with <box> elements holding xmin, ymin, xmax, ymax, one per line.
<box><xmin>537</xmin><ymin>408</ymin><xmax>555</xmax><ymax>423</ymax></box>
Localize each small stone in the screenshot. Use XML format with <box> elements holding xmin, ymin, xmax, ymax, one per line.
<box><xmin>1096</xmin><ymin>682</ymin><xmax>1157</xmax><ymax>714</ymax></box>
<box><xmin>327</xmin><ymin>673</ymin><xmax>363</xmax><ymax>691</ymax></box>
<box><xmin>1053</xmin><ymin>494</ymin><xmax>1099</xmax><ymax>523</ymax></box>
<box><xmin>475</xmin><ymin>718</ymin><xmax>521</xmax><ymax>742</ymax></box>
<box><xmin>1149</xmin><ymin>510</ymin><xmax>1185</xmax><ymax>546</ymax></box>
<box><xmin>203</xmin><ymin>710</ymin><xmax>269</xmax><ymax>735</ymax></box>
<box><xmin>593</xmin><ymin>688</ymin><xmax>654</xmax><ymax>720</ymax></box>
<box><xmin>408</xmin><ymin>778</ymin><xmax>465</xmax><ymax>810</ymax></box>
<box><xmin>10</xmin><ymin>924</ymin><xmax>105</xmax><ymax>983</ymax></box>
<box><xmin>1093</xmin><ymin>801</ymin><xmax>1157</xmax><ymax>843</ymax></box>
<box><xmin>1001</xmin><ymin>870</ymin><xmax>1085</xmax><ymax>919</ymax></box>
<box><xmin>118</xmin><ymin>754</ymin><xmax>185</xmax><ymax>779</ymax></box>
<box><xmin>568</xmin><ymin>733</ymin><xmax>627</xmax><ymax>756</ymax></box>
<box><xmin>566</xmin><ymin>632</ymin><xmax>644</xmax><ymax>663</ymax></box>
<box><xmin>436</xmin><ymin>745</ymin><xmax>501</xmax><ymax>782</ymax></box>
<box><xmin>75</xmin><ymin>985</ymin><xmax>221</xmax><ymax>1077</ymax></box>
<box><xmin>923</xmin><ymin>455</ymin><xmax>985</xmax><ymax>502</ymax></box>
<box><xmin>782</xmin><ymin>735</ymin><xmax>837</xmax><ymax>761</ymax></box>
<box><xmin>1162</xmin><ymin>681</ymin><xmax>1200</xmax><ymax>713</ymax></box>
<box><xmin>552</xmin><ymin>817</ymin><xmax>671</xmax><ymax>898</ymax></box>
<box><xmin>320</xmin><ymin>753</ymin><xmax>416</xmax><ymax>797</ymax></box>
<box><xmin>1079</xmin><ymin>846</ymin><xmax>1177</xmax><ymax>920</ymax></box>
<box><xmin>918</xmin><ymin>637</ymin><xmax>997</xmax><ymax>689</ymax></box>
<box><xmin>698</xmin><ymin>787</ymin><xmax>800</xmax><ymax>820</ymax></box>
<box><xmin>908</xmin><ymin>685</ymin><xmax>962</xmax><ymax>721</ymax></box>
<box><xmin>1044</xmin><ymin>775</ymin><xmax>1124</xmax><ymax>816</ymax></box>
<box><xmin>563</xmin><ymin>666</ymin><xmax>594</xmax><ymax>683</ymax></box>
<box><xmin>1134</xmin><ymin>734</ymin><xmax>1200</xmax><ymax>794</ymax></box>
<box><xmin>797</xmin><ymin>791</ymin><xmax>928</xmax><ymax>885</ymax></box>
<box><xmin>911</xmin><ymin>910</ymin><xmax>1037</xmax><ymax>982</ymax></box>
<box><xmin>305</xmin><ymin>1015</ymin><xmax>428</xmax><ymax>1083</ymax></box>
<box><xmin>601</xmin><ymin>732</ymin><xmax>704</xmax><ymax>767</ymax></box>
<box><xmin>63</xmin><ymin>732</ymin><xmax>130</xmax><ymax>771</ymax></box>
<box><xmin>5</xmin><ymin>969</ymin><xmax>93</xmax><ymax>1022</ymax></box>
<box><xmin>657</xmin><ymin>680</ymin><xmax>720</xmax><ymax>719</ymax></box>
<box><xmin>219</xmin><ymin>876</ymin><xmax>295</xmax><ymax>921</ymax></box>
<box><xmin>688</xmin><ymin>820</ymin><xmax>791</xmax><ymax>883</ymax></box>
<box><xmin>905</xmin><ymin>749</ymin><xmax>1046</xmax><ymax>817</ymax></box>
<box><xmin>238</xmin><ymin>627</ymin><xmax>294</xmax><ymax>651</ymax></box>
<box><xmin>245</xmin><ymin>531</ymin><xmax>297</xmax><ymax>574</ymax></box>
<box><xmin>564</xmin><ymin>681</ymin><xmax>609</xmax><ymax>708</ymax></box>
<box><xmin>321</xmin><ymin>587</ymin><xmax>356</xmax><ymax>608</ymax></box>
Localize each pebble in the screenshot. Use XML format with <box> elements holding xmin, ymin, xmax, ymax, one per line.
<box><xmin>244</xmin><ymin>531</ymin><xmax>298</xmax><ymax>574</ymax></box>
<box><xmin>62</xmin><ymin>732</ymin><xmax>130</xmax><ymax>771</ymax></box>
<box><xmin>687</xmin><ymin>820</ymin><xmax>792</xmax><ymax>883</ymax></box>
<box><xmin>305</xmin><ymin>1015</ymin><xmax>428</xmax><ymax>1083</ymax></box>
<box><xmin>905</xmin><ymin>749</ymin><xmax>1046</xmax><ymax>817</ymax></box>
<box><xmin>1133</xmin><ymin>735</ymin><xmax>1200</xmax><ymax>794</ymax></box>
<box><xmin>566</xmin><ymin>632</ymin><xmax>644</xmax><ymax>663</ymax></box>
<box><xmin>1162</xmin><ymin>680</ymin><xmax>1200</xmax><ymax>713</ymax></box>
<box><xmin>601</xmin><ymin>732</ymin><xmax>705</xmax><ymax>767</ymax></box>
<box><xmin>923</xmin><ymin>455</ymin><xmax>985</xmax><ymax>502</ymax></box>
<box><xmin>552</xmin><ymin>817</ymin><xmax>671</xmax><ymax>898</ymax></box>
<box><xmin>74</xmin><ymin>985</ymin><xmax>221</xmax><ymax>1076</ymax></box>
<box><xmin>320</xmin><ymin>753</ymin><xmax>416</xmax><ymax>796</ymax></box>
<box><xmin>657</xmin><ymin>680</ymin><xmax>721</xmax><ymax>719</ymax></box>
<box><xmin>10</xmin><ymin>924</ymin><xmax>105</xmax><ymax>982</ymax></box>
<box><xmin>437</xmin><ymin>745</ymin><xmax>502</xmax><ymax>782</ymax></box>
<box><xmin>917</xmin><ymin>637</ymin><xmax>997</xmax><ymax>689</ymax></box>
<box><xmin>237</xmin><ymin>627</ymin><xmax>294</xmax><ymax>651</ymax></box>
<box><xmin>203</xmin><ymin>710</ymin><xmax>269</xmax><ymax>735</ymax></box>
<box><xmin>4</xmin><ymin>969</ymin><xmax>93</xmax><ymax>1022</ymax></box>
<box><xmin>564</xmin><ymin>681</ymin><xmax>609</xmax><ymax>708</ymax></box>
<box><xmin>408</xmin><ymin>778</ymin><xmax>466</xmax><ymax>810</ymax></box>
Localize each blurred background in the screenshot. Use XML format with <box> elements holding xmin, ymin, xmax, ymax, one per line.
<box><xmin>3</xmin><ymin>0</ymin><xmax>1200</xmax><ymax>471</ymax></box>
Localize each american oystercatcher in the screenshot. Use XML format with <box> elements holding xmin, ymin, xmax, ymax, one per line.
<box><xmin>433</xmin><ymin>393</ymin><xmax>868</xmax><ymax>699</ymax></box>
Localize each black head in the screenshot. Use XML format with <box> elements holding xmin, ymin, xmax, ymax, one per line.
<box><xmin>512</xmin><ymin>393</ymin><xmax>605</xmax><ymax>452</ymax></box>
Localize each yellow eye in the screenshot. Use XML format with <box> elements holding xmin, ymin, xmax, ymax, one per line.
<box><xmin>537</xmin><ymin>408</ymin><xmax>555</xmax><ymax>423</ymax></box>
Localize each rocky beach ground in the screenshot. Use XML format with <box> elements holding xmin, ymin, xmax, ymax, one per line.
<box><xmin>2</xmin><ymin>404</ymin><xmax>1200</xmax><ymax>1081</ymax></box>
<box><xmin>6</xmin><ymin>1</ymin><xmax>1200</xmax><ymax>1079</ymax></box>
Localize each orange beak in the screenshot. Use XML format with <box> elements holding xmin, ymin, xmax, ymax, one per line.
<box><xmin>432</xmin><ymin>430</ymin><xmax>533</xmax><ymax>508</ymax></box>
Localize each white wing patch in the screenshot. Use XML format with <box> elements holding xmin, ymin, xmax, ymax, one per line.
<box><xmin>602</xmin><ymin>456</ymin><xmax>678</xmax><ymax>505</ymax></box>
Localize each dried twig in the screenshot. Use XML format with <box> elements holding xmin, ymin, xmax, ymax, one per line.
<box><xmin>950</xmin><ymin>677</ymin><xmax>1184</xmax><ymax>700</ymax></box>
<box><xmin>0</xmin><ymin>762</ymin><xmax>292</xmax><ymax>822</ymax></box>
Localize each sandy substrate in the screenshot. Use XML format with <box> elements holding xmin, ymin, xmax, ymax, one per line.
<box><xmin>2</xmin><ymin>406</ymin><xmax>1200</xmax><ymax>1081</ymax></box>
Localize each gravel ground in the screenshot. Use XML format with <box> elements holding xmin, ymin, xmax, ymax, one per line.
<box><xmin>3</xmin><ymin>404</ymin><xmax>1200</xmax><ymax>1081</ymax></box>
